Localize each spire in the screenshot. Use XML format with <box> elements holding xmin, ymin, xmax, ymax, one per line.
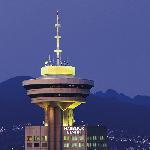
<box><xmin>54</xmin><ymin>10</ymin><xmax>62</xmax><ymax>66</ymax></box>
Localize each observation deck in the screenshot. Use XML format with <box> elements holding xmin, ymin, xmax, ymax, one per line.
<box><xmin>23</xmin><ymin>76</ymin><xmax>94</xmax><ymax>110</ymax></box>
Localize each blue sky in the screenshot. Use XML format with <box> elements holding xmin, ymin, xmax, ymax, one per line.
<box><xmin>0</xmin><ymin>0</ymin><xmax>150</xmax><ymax>96</ymax></box>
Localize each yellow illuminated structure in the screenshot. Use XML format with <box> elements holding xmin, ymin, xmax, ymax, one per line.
<box><xmin>23</xmin><ymin>11</ymin><xmax>94</xmax><ymax>150</ymax></box>
<box><xmin>41</xmin><ymin>66</ymin><xmax>75</xmax><ymax>76</ymax></box>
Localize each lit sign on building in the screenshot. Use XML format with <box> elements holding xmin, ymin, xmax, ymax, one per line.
<box><xmin>64</xmin><ymin>126</ymin><xmax>85</xmax><ymax>135</ymax></box>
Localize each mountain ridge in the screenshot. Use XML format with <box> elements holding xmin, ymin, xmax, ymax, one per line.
<box><xmin>0</xmin><ymin>76</ymin><xmax>150</xmax><ymax>135</ymax></box>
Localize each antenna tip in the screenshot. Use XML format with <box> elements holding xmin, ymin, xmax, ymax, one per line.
<box><xmin>57</xmin><ymin>10</ymin><xmax>59</xmax><ymax>15</ymax></box>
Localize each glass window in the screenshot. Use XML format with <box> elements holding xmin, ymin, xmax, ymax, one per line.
<box><xmin>27</xmin><ymin>143</ymin><xmax>32</xmax><ymax>147</ymax></box>
<box><xmin>64</xmin><ymin>143</ymin><xmax>70</xmax><ymax>148</ymax></box>
<box><xmin>93</xmin><ymin>143</ymin><xmax>97</xmax><ymax>147</ymax></box>
<box><xmin>64</xmin><ymin>136</ymin><xmax>67</xmax><ymax>140</ymax></box>
<box><xmin>79</xmin><ymin>136</ymin><xmax>84</xmax><ymax>140</ymax></box>
<box><xmin>64</xmin><ymin>136</ymin><xmax>70</xmax><ymax>140</ymax></box>
<box><xmin>103</xmin><ymin>143</ymin><xmax>107</xmax><ymax>147</ymax></box>
<box><xmin>87</xmin><ymin>143</ymin><xmax>89</xmax><ymax>147</ymax></box>
<box><xmin>79</xmin><ymin>143</ymin><xmax>84</xmax><ymax>147</ymax></box>
<box><xmin>92</xmin><ymin>143</ymin><xmax>94</xmax><ymax>147</ymax></box>
<box><xmin>72</xmin><ymin>143</ymin><xmax>78</xmax><ymax>147</ymax></box>
<box><xmin>93</xmin><ymin>136</ymin><xmax>97</xmax><ymax>140</ymax></box>
<box><xmin>41</xmin><ymin>136</ymin><xmax>48</xmax><ymax>142</ymax></box>
<box><xmin>95</xmin><ymin>136</ymin><xmax>97</xmax><ymax>140</ymax></box>
<box><xmin>42</xmin><ymin>143</ymin><xmax>48</xmax><ymax>147</ymax></box>
<box><xmin>27</xmin><ymin>136</ymin><xmax>32</xmax><ymax>141</ymax></box>
<box><xmin>89</xmin><ymin>136</ymin><xmax>92</xmax><ymax>140</ymax></box>
<box><xmin>72</xmin><ymin>136</ymin><xmax>78</xmax><ymax>140</ymax></box>
<box><xmin>34</xmin><ymin>143</ymin><xmax>40</xmax><ymax>147</ymax></box>
<box><xmin>100</xmin><ymin>136</ymin><xmax>104</xmax><ymax>140</ymax></box>
<box><xmin>89</xmin><ymin>143</ymin><xmax>91</xmax><ymax>147</ymax></box>
<box><xmin>33</xmin><ymin>136</ymin><xmax>40</xmax><ymax>141</ymax></box>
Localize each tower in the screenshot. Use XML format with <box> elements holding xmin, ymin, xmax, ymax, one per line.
<box><xmin>23</xmin><ymin>11</ymin><xmax>94</xmax><ymax>150</ymax></box>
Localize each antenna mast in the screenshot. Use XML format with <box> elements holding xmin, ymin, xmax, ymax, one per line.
<box><xmin>54</xmin><ymin>10</ymin><xmax>62</xmax><ymax>66</ymax></box>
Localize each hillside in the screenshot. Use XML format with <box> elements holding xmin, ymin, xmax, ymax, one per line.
<box><xmin>0</xmin><ymin>76</ymin><xmax>150</xmax><ymax>135</ymax></box>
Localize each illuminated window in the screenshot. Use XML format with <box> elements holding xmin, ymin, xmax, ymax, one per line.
<box><xmin>64</xmin><ymin>143</ymin><xmax>70</xmax><ymax>148</ymax></box>
<box><xmin>69</xmin><ymin>84</ymin><xmax>75</xmax><ymax>87</ymax></box>
<box><xmin>27</xmin><ymin>143</ymin><xmax>32</xmax><ymax>147</ymax></box>
<box><xmin>89</xmin><ymin>136</ymin><xmax>92</xmax><ymax>140</ymax></box>
<box><xmin>93</xmin><ymin>136</ymin><xmax>97</xmax><ymax>140</ymax></box>
<box><xmin>33</xmin><ymin>136</ymin><xmax>40</xmax><ymax>141</ymax></box>
<box><xmin>79</xmin><ymin>143</ymin><xmax>84</xmax><ymax>147</ymax></box>
<box><xmin>34</xmin><ymin>143</ymin><xmax>40</xmax><ymax>147</ymax></box>
<box><xmin>42</xmin><ymin>143</ymin><xmax>47</xmax><ymax>147</ymax></box>
<box><xmin>72</xmin><ymin>136</ymin><xmax>78</xmax><ymax>140</ymax></box>
<box><xmin>95</xmin><ymin>136</ymin><xmax>97</xmax><ymax>140</ymax></box>
<box><xmin>41</xmin><ymin>136</ymin><xmax>48</xmax><ymax>141</ymax></box>
<box><xmin>95</xmin><ymin>143</ymin><xmax>97</xmax><ymax>147</ymax></box>
<box><xmin>93</xmin><ymin>143</ymin><xmax>97</xmax><ymax>147</ymax></box>
<box><xmin>100</xmin><ymin>136</ymin><xmax>104</xmax><ymax>140</ymax></box>
<box><xmin>103</xmin><ymin>143</ymin><xmax>107</xmax><ymax>147</ymax></box>
<box><xmin>72</xmin><ymin>143</ymin><xmax>78</xmax><ymax>147</ymax></box>
<box><xmin>79</xmin><ymin>136</ymin><xmax>84</xmax><ymax>140</ymax></box>
<box><xmin>89</xmin><ymin>143</ymin><xmax>91</xmax><ymax>147</ymax></box>
<box><xmin>87</xmin><ymin>143</ymin><xmax>89</xmax><ymax>147</ymax></box>
<box><xmin>64</xmin><ymin>136</ymin><xmax>67</xmax><ymax>140</ymax></box>
<box><xmin>64</xmin><ymin>136</ymin><xmax>70</xmax><ymax>140</ymax></box>
<box><xmin>27</xmin><ymin>136</ymin><xmax>32</xmax><ymax>141</ymax></box>
<box><xmin>93</xmin><ymin>143</ymin><xmax>94</xmax><ymax>147</ymax></box>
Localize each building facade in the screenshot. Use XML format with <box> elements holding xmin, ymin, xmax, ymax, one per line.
<box><xmin>25</xmin><ymin>126</ymin><xmax>108</xmax><ymax>150</ymax></box>
<box><xmin>87</xmin><ymin>126</ymin><xmax>108</xmax><ymax>150</ymax></box>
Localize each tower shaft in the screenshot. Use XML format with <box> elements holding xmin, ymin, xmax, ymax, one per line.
<box><xmin>47</xmin><ymin>106</ymin><xmax>62</xmax><ymax>150</ymax></box>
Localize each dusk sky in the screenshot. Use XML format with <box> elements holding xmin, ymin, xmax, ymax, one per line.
<box><xmin>0</xmin><ymin>0</ymin><xmax>150</xmax><ymax>96</ymax></box>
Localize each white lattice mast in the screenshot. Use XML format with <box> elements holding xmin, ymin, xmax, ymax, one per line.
<box><xmin>54</xmin><ymin>10</ymin><xmax>62</xmax><ymax>66</ymax></box>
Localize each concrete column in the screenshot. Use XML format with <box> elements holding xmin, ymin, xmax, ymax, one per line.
<box><xmin>48</xmin><ymin>106</ymin><xmax>55</xmax><ymax>150</ymax></box>
<box><xmin>54</xmin><ymin>107</ymin><xmax>63</xmax><ymax>150</ymax></box>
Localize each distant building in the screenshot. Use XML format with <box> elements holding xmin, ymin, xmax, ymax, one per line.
<box><xmin>87</xmin><ymin>126</ymin><xmax>108</xmax><ymax>150</ymax></box>
<box><xmin>25</xmin><ymin>126</ymin><xmax>48</xmax><ymax>149</ymax></box>
<box><xmin>25</xmin><ymin>125</ymin><xmax>108</xmax><ymax>150</ymax></box>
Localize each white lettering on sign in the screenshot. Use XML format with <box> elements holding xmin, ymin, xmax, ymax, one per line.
<box><xmin>63</xmin><ymin>126</ymin><xmax>85</xmax><ymax>135</ymax></box>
